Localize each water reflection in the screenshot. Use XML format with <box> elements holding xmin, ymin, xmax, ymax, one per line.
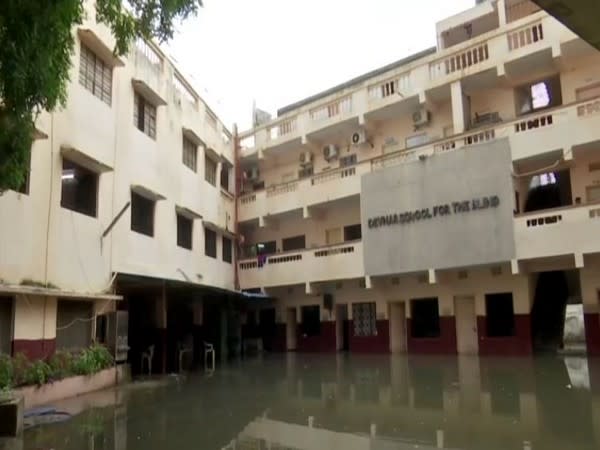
<box><xmin>10</xmin><ymin>355</ymin><xmax>600</xmax><ymax>450</ymax></box>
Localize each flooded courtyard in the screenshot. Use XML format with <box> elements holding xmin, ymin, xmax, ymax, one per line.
<box><xmin>5</xmin><ymin>354</ymin><xmax>600</xmax><ymax>450</ymax></box>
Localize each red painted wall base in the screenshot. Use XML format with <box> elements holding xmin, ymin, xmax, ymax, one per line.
<box><xmin>406</xmin><ymin>317</ymin><xmax>457</xmax><ymax>354</ymax></box>
<box><xmin>585</xmin><ymin>313</ymin><xmax>600</xmax><ymax>356</ymax></box>
<box><xmin>297</xmin><ymin>321</ymin><xmax>337</xmax><ymax>352</ymax></box>
<box><xmin>477</xmin><ymin>314</ymin><xmax>532</xmax><ymax>356</ymax></box>
<box><xmin>12</xmin><ymin>339</ymin><xmax>56</xmax><ymax>360</ymax></box>
<box><xmin>349</xmin><ymin>320</ymin><xmax>389</xmax><ymax>353</ymax></box>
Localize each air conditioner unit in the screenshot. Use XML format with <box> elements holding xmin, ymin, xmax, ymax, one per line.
<box><xmin>299</xmin><ymin>151</ymin><xmax>314</xmax><ymax>166</ymax></box>
<box><xmin>323</xmin><ymin>144</ymin><xmax>339</xmax><ymax>161</ymax></box>
<box><xmin>412</xmin><ymin>108</ymin><xmax>431</xmax><ymax>127</ymax></box>
<box><xmin>351</xmin><ymin>129</ymin><xmax>367</xmax><ymax>146</ymax></box>
<box><xmin>244</xmin><ymin>167</ymin><xmax>259</xmax><ymax>181</ymax></box>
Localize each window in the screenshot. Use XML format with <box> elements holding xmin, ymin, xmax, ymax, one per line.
<box><xmin>130</xmin><ymin>191</ymin><xmax>155</xmax><ymax>237</ymax></box>
<box><xmin>220</xmin><ymin>164</ymin><xmax>231</xmax><ymax>192</ymax></box>
<box><xmin>282</xmin><ymin>235</ymin><xmax>305</xmax><ymax>252</ymax></box>
<box><xmin>515</xmin><ymin>75</ymin><xmax>562</xmax><ymax>115</ymax></box>
<box><xmin>257</xmin><ymin>240</ymin><xmax>276</xmax><ymax>255</ymax></box>
<box><xmin>134</xmin><ymin>92</ymin><xmax>157</xmax><ymax>139</ymax></box>
<box><xmin>411</xmin><ymin>298</ymin><xmax>441</xmax><ymax>338</ymax></box>
<box><xmin>222</xmin><ymin>236</ymin><xmax>232</xmax><ymax>263</ymax></box>
<box><xmin>56</xmin><ymin>300</ymin><xmax>93</xmax><ymax>351</ymax></box>
<box><xmin>301</xmin><ymin>305</ymin><xmax>320</xmax><ymax>337</ymax></box>
<box><xmin>176</xmin><ymin>213</ymin><xmax>193</xmax><ymax>250</ymax></box>
<box><xmin>61</xmin><ymin>159</ymin><xmax>99</xmax><ymax>217</ymax></box>
<box><xmin>182</xmin><ymin>137</ymin><xmax>197</xmax><ymax>172</ymax></box>
<box><xmin>340</xmin><ymin>154</ymin><xmax>357</xmax><ymax>168</ymax></box>
<box><xmin>352</xmin><ymin>302</ymin><xmax>377</xmax><ymax>337</ymax></box>
<box><xmin>298</xmin><ymin>166</ymin><xmax>314</xmax><ymax>179</ymax></box>
<box><xmin>485</xmin><ymin>293</ymin><xmax>515</xmax><ymax>337</ymax></box>
<box><xmin>204</xmin><ymin>228</ymin><xmax>217</xmax><ymax>258</ymax></box>
<box><xmin>79</xmin><ymin>44</ymin><xmax>112</xmax><ymax>105</ymax></box>
<box><xmin>344</xmin><ymin>224</ymin><xmax>362</xmax><ymax>241</ymax></box>
<box><xmin>205</xmin><ymin>155</ymin><xmax>217</xmax><ymax>186</ymax></box>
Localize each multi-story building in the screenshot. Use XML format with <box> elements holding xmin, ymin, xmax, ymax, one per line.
<box><xmin>0</xmin><ymin>1</ymin><xmax>236</xmax><ymax>372</ymax></box>
<box><xmin>236</xmin><ymin>0</ymin><xmax>600</xmax><ymax>356</ymax></box>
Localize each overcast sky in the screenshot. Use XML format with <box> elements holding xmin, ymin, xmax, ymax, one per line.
<box><xmin>165</xmin><ymin>0</ymin><xmax>474</xmax><ymax>130</ymax></box>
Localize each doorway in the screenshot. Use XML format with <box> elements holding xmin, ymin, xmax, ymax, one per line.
<box><xmin>0</xmin><ymin>297</ymin><xmax>13</xmax><ymax>355</ymax></box>
<box><xmin>286</xmin><ymin>307</ymin><xmax>297</xmax><ymax>351</ymax></box>
<box><xmin>259</xmin><ymin>308</ymin><xmax>276</xmax><ymax>351</ymax></box>
<box><xmin>531</xmin><ymin>271</ymin><xmax>569</xmax><ymax>352</ymax></box>
<box><xmin>336</xmin><ymin>304</ymin><xmax>349</xmax><ymax>351</ymax></box>
<box><xmin>454</xmin><ymin>296</ymin><xmax>479</xmax><ymax>355</ymax></box>
<box><xmin>389</xmin><ymin>302</ymin><xmax>407</xmax><ymax>353</ymax></box>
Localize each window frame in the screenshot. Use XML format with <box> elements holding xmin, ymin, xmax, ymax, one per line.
<box><xmin>182</xmin><ymin>136</ymin><xmax>197</xmax><ymax>172</ymax></box>
<box><xmin>79</xmin><ymin>43</ymin><xmax>112</xmax><ymax>106</ymax></box>
<box><xmin>130</xmin><ymin>191</ymin><xmax>155</xmax><ymax>237</ymax></box>
<box><xmin>204</xmin><ymin>227</ymin><xmax>217</xmax><ymax>258</ymax></box>
<box><xmin>176</xmin><ymin>213</ymin><xmax>193</xmax><ymax>250</ymax></box>
<box><xmin>133</xmin><ymin>92</ymin><xmax>157</xmax><ymax>139</ymax></box>
<box><xmin>222</xmin><ymin>236</ymin><xmax>232</xmax><ymax>263</ymax></box>
<box><xmin>352</xmin><ymin>302</ymin><xmax>377</xmax><ymax>337</ymax></box>
<box><xmin>205</xmin><ymin>155</ymin><xmax>217</xmax><ymax>186</ymax></box>
<box><xmin>60</xmin><ymin>159</ymin><xmax>99</xmax><ymax>218</ymax></box>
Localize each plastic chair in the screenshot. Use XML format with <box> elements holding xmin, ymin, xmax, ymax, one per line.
<box><xmin>141</xmin><ymin>345</ymin><xmax>154</xmax><ymax>376</ymax></box>
<box><xmin>204</xmin><ymin>341</ymin><xmax>215</xmax><ymax>370</ymax></box>
<box><xmin>178</xmin><ymin>335</ymin><xmax>193</xmax><ymax>373</ymax></box>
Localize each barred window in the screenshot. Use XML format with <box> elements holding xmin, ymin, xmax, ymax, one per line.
<box><xmin>182</xmin><ymin>137</ymin><xmax>197</xmax><ymax>172</ymax></box>
<box><xmin>134</xmin><ymin>92</ymin><xmax>157</xmax><ymax>139</ymax></box>
<box><xmin>79</xmin><ymin>44</ymin><xmax>112</xmax><ymax>105</ymax></box>
<box><xmin>222</xmin><ymin>236</ymin><xmax>232</xmax><ymax>263</ymax></box>
<box><xmin>205</xmin><ymin>155</ymin><xmax>217</xmax><ymax>186</ymax></box>
<box><xmin>352</xmin><ymin>302</ymin><xmax>377</xmax><ymax>337</ymax></box>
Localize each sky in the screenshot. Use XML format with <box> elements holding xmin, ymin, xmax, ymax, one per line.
<box><xmin>165</xmin><ymin>0</ymin><xmax>474</xmax><ymax>131</ymax></box>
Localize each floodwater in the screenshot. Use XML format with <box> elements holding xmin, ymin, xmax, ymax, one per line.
<box><xmin>6</xmin><ymin>354</ymin><xmax>600</xmax><ymax>450</ymax></box>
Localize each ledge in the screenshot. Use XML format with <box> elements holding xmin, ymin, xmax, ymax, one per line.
<box><xmin>0</xmin><ymin>284</ymin><xmax>121</xmax><ymax>301</ymax></box>
<box><xmin>60</xmin><ymin>145</ymin><xmax>113</xmax><ymax>173</ymax></box>
<box><xmin>132</xmin><ymin>79</ymin><xmax>166</xmax><ymax>106</ymax></box>
<box><xmin>77</xmin><ymin>28</ymin><xmax>124</xmax><ymax>67</ymax></box>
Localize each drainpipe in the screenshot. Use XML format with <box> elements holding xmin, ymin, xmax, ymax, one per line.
<box><xmin>233</xmin><ymin>124</ymin><xmax>241</xmax><ymax>292</ymax></box>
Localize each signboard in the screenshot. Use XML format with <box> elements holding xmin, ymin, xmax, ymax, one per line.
<box><xmin>361</xmin><ymin>139</ymin><xmax>516</xmax><ymax>276</ymax></box>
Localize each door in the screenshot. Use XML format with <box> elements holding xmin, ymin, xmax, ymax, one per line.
<box><xmin>454</xmin><ymin>296</ymin><xmax>479</xmax><ymax>355</ymax></box>
<box><xmin>0</xmin><ymin>297</ymin><xmax>13</xmax><ymax>355</ymax></box>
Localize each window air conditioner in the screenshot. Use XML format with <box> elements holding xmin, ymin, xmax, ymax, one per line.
<box><xmin>323</xmin><ymin>144</ymin><xmax>339</xmax><ymax>161</ymax></box>
<box><xmin>351</xmin><ymin>129</ymin><xmax>367</xmax><ymax>146</ymax></box>
<box><xmin>299</xmin><ymin>151</ymin><xmax>314</xmax><ymax>166</ymax></box>
<box><xmin>412</xmin><ymin>108</ymin><xmax>431</xmax><ymax>127</ymax></box>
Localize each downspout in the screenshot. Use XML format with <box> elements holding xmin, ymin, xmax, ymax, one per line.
<box><xmin>233</xmin><ymin>124</ymin><xmax>240</xmax><ymax>291</ymax></box>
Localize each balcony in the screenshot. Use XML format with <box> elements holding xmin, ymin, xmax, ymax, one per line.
<box><xmin>239</xmin><ymin>97</ymin><xmax>600</xmax><ymax>222</ymax></box>
<box><xmin>238</xmin><ymin>163</ymin><xmax>369</xmax><ymax>222</ymax></box>
<box><xmin>238</xmin><ymin>241</ymin><xmax>364</xmax><ymax>289</ymax></box>
<box><xmin>238</xmin><ymin>11</ymin><xmax>578</xmax><ymax>157</ymax></box>
<box><xmin>514</xmin><ymin>204</ymin><xmax>600</xmax><ymax>260</ymax></box>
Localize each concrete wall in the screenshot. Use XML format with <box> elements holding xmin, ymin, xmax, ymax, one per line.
<box><xmin>0</xmin><ymin>0</ymin><xmax>235</xmax><ymax>293</ymax></box>
<box><xmin>361</xmin><ymin>139</ymin><xmax>515</xmax><ymax>276</ymax></box>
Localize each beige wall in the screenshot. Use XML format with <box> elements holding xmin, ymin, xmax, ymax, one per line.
<box><xmin>0</xmin><ymin>3</ymin><xmax>235</xmax><ymax>294</ymax></box>
<box><xmin>13</xmin><ymin>295</ymin><xmax>57</xmax><ymax>341</ymax></box>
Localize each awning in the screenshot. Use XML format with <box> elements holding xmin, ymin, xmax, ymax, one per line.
<box><xmin>132</xmin><ymin>79</ymin><xmax>167</xmax><ymax>106</ymax></box>
<box><xmin>240</xmin><ymin>291</ymin><xmax>270</xmax><ymax>300</ymax></box>
<box><xmin>203</xmin><ymin>220</ymin><xmax>236</xmax><ymax>239</ymax></box>
<box><xmin>182</xmin><ymin>127</ymin><xmax>205</xmax><ymax>146</ymax></box>
<box><xmin>131</xmin><ymin>184</ymin><xmax>166</xmax><ymax>201</ymax></box>
<box><xmin>33</xmin><ymin>127</ymin><xmax>48</xmax><ymax>140</ymax></box>
<box><xmin>204</xmin><ymin>146</ymin><xmax>222</xmax><ymax>163</ymax></box>
<box><xmin>77</xmin><ymin>28</ymin><xmax>124</xmax><ymax>67</ymax></box>
<box><xmin>175</xmin><ymin>205</ymin><xmax>203</xmax><ymax>220</ymax></box>
<box><xmin>61</xmin><ymin>145</ymin><xmax>113</xmax><ymax>173</ymax></box>
<box><xmin>0</xmin><ymin>284</ymin><xmax>122</xmax><ymax>301</ymax></box>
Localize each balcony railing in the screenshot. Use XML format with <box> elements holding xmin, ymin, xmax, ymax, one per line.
<box><xmin>310</xmin><ymin>96</ymin><xmax>352</xmax><ymax>122</ymax></box>
<box><xmin>239</xmin><ymin>97</ymin><xmax>600</xmax><ymax>223</ymax></box>
<box><xmin>429</xmin><ymin>42</ymin><xmax>490</xmax><ymax>79</ymax></box>
<box><xmin>368</xmin><ymin>74</ymin><xmax>411</xmax><ymax>100</ymax></box>
<box><xmin>268</xmin><ymin>117</ymin><xmax>298</xmax><ymax>141</ymax></box>
<box><xmin>508</xmin><ymin>21</ymin><xmax>544</xmax><ymax>51</ymax></box>
<box><xmin>237</xmin><ymin>241</ymin><xmax>364</xmax><ymax>288</ymax></box>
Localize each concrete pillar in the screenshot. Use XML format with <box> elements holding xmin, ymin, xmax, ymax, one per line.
<box><xmin>156</xmin><ymin>284</ymin><xmax>167</xmax><ymax>374</ymax></box>
<box><xmin>580</xmin><ymin>266</ymin><xmax>600</xmax><ymax>355</ymax></box>
<box><xmin>451</xmin><ymin>81</ymin><xmax>466</xmax><ymax>134</ymax></box>
<box><xmin>498</xmin><ymin>0</ymin><xmax>507</xmax><ymax>26</ymax></box>
<box><xmin>192</xmin><ymin>295</ymin><xmax>203</xmax><ymax>364</ymax></box>
<box><xmin>220</xmin><ymin>307</ymin><xmax>228</xmax><ymax>363</ymax></box>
